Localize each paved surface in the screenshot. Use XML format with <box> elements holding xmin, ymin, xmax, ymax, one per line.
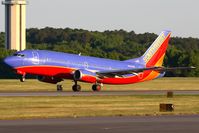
<box><xmin>0</xmin><ymin>115</ymin><xmax>199</xmax><ymax>133</ymax></box>
<box><xmin>0</xmin><ymin>90</ymin><xmax>199</xmax><ymax>97</ymax></box>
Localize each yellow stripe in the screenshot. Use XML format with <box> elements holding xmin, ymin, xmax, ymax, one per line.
<box><xmin>141</xmin><ymin>54</ymin><xmax>166</xmax><ymax>81</ymax></box>
<box><xmin>155</xmin><ymin>53</ymin><xmax>165</xmax><ymax>66</ymax></box>
<box><xmin>141</xmin><ymin>71</ymin><xmax>159</xmax><ymax>82</ymax></box>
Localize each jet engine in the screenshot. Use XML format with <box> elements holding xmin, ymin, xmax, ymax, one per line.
<box><xmin>73</xmin><ymin>69</ymin><xmax>97</xmax><ymax>83</ymax></box>
<box><xmin>37</xmin><ymin>76</ymin><xmax>62</xmax><ymax>84</ymax></box>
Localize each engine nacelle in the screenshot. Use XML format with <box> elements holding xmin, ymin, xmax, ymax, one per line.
<box><xmin>73</xmin><ymin>69</ymin><xmax>97</xmax><ymax>83</ymax></box>
<box><xmin>73</xmin><ymin>70</ymin><xmax>83</xmax><ymax>80</ymax></box>
<box><xmin>37</xmin><ymin>76</ymin><xmax>62</xmax><ymax>84</ymax></box>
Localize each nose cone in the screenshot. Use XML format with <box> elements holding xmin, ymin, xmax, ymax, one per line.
<box><xmin>3</xmin><ymin>57</ymin><xmax>15</xmax><ymax>68</ymax></box>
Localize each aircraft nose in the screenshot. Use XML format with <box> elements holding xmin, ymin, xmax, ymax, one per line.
<box><xmin>3</xmin><ymin>57</ymin><xmax>15</xmax><ymax>68</ymax></box>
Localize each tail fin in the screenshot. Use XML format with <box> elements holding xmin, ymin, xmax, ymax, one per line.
<box><xmin>125</xmin><ymin>30</ymin><xmax>171</xmax><ymax>67</ymax></box>
<box><xmin>142</xmin><ymin>30</ymin><xmax>171</xmax><ymax>67</ymax></box>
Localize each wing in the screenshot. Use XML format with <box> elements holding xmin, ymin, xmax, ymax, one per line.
<box><xmin>96</xmin><ymin>66</ymin><xmax>196</xmax><ymax>78</ymax></box>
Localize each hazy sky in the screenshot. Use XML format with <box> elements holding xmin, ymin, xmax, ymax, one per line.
<box><xmin>0</xmin><ymin>0</ymin><xmax>199</xmax><ymax>38</ymax></box>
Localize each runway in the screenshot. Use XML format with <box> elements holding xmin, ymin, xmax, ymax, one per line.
<box><xmin>0</xmin><ymin>90</ymin><xmax>199</xmax><ymax>97</ymax></box>
<box><xmin>0</xmin><ymin>115</ymin><xmax>199</xmax><ymax>133</ymax></box>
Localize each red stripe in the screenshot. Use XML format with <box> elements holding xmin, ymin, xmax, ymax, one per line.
<box><xmin>15</xmin><ymin>66</ymin><xmax>158</xmax><ymax>85</ymax></box>
<box><xmin>100</xmin><ymin>70</ymin><xmax>152</xmax><ymax>84</ymax></box>
<box><xmin>146</xmin><ymin>34</ymin><xmax>171</xmax><ymax>67</ymax></box>
<box><xmin>16</xmin><ymin>66</ymin><xmax>74</xmax><ymax>78</ymax></box>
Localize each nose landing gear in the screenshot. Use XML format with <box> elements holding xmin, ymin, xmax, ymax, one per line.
<box><xmin>20</xmin><ymin>74</ymin><xmax>26</xmax><ymax>82</ymax></box>
<box><xmin>57</xmin><ymin>85</ymin><xmax>63</xmax><ymax>92</ymax></box>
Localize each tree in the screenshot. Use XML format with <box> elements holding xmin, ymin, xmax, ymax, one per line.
<box><xmin>0</xmin><ymin>27</ymin><xmax>198</xmax><ymax>78</ymax></box>
<box><xmin>0</xmin><ymin>32</ymin><xmax>5</xmax><ymax>48</ymax></box>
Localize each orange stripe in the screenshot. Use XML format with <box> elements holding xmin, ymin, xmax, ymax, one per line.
<box><xmin>141</xmin><ymin>71</ymin><xmax>160</xmax><ymax>81</ymax></box>
<box><xmin>155</xmin><ymin>53</ymin><xmax>165</xmax><ymax>66</ymax></box>
<box><xmin>141</xmin><ymin>55</ymin><xmax>165</xmax><ymax>81</ymax></box>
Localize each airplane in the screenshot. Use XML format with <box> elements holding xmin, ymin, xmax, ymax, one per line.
<box><xmin>3</xmin><ymin>30</ymin><xmax>195</xmax><ymax>92</ymax></box>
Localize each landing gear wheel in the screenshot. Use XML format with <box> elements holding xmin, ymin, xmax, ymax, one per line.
<box><xmin>92</xmin><ymin>84</ymin><xmax>101</xmax><ymax>92</ymax></box>
<box><xmin>57</xmin><ymin>85</ymin><xmax>63</xmax><ymax>92</ymax></box>
<box><xmin>72</xmin><ymin>84</ymin><xmax>81</xmax><ymax>92</ymax></box>
<box><xmin>20</xmin><ymin>76</ymin><xmax>25</xmax><ymax>82</ymax></box>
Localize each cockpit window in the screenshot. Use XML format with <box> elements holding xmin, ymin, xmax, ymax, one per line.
<box><xmin>13</xmin><ymin>53</ymin><xmax>25</xmax><ymax>57</ymax></box>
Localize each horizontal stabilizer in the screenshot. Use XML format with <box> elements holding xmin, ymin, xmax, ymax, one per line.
<box><xmin>156</xmin><ymin>66</ymin><xmax>196</xmax><ymax>71</ymax></box>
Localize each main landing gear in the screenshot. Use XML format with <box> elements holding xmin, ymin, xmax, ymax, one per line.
<box><xmin>92</xmin><ymin>84</ymin><xmax>102</xmax><ymax>92</ymax></box>
<box><xmin>72</xmin><ymin>81</ymin><xmax>81</xmax><ymax>92</ymax></box>
<box><xmin>71</xmin><ymin>80</ymin><xmax>102</xmax><ymax>92</ymax></box>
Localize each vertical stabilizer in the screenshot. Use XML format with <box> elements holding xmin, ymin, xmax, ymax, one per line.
<box><xmin>142</xmin><ymin>30</ymin><xmax>171</xmax><ymax>67</ymax></box>
<box><xmin>125</xmin><ymin>30</ymin><xmax>171</xmax><ymax>67</ymax></box>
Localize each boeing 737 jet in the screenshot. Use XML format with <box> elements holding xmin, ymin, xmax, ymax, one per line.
<box><xmin>3</xmin><ymin>30</ymin><xmax>195</xmax><ymax>91</ymax></box>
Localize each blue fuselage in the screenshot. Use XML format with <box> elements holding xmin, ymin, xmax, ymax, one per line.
<box><xmin>5</xmin><ymin>50</ymin><xmax>144</xmax><ymax>73</ymax></box>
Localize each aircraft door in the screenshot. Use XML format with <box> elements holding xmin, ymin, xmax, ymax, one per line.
<box><xmin>84</xmin><ymin>62</ymin><xmax>89</xmax><ymax>69</ymax></box>
<box><xmin>32</xmin><ymin>51</ymin><xmax>40</xmax><ymax>65</ymax></box>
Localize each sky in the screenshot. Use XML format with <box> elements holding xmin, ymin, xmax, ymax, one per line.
<box><xmin>0</xmin><ymin>0</ymin><xmax>199</xmax><ymax>38</ymax></box>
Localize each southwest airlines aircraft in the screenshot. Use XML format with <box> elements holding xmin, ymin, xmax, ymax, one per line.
<box><xmin>3</xmin><ymin>30</ymin><xmax>195</xmax><ymax>91</ymax></box>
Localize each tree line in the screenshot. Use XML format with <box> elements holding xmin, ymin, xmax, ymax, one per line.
<box><xmin>0</xmin><ymin>27</ymin><xmax>198</xmax><ymax>78</ymax></box>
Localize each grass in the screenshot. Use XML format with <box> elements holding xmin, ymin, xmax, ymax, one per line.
<box><xmin>0</xmin><ymin>77</ymin><xmax>198</xmax><ymax>120</ymax></box>
<box><xmin>0</xmin><ymin>95</ymin><xmax>199</xmax><ymax>120</ymax></box>
<box><xmin>0</xmin><ymin>77</ymin><xmax>198</xmax><ymax>92</ymax></box>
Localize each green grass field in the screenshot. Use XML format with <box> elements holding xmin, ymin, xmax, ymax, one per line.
<box><xmin>0</xmin><ymin>95</ymin><xmax>199</xmax><ymax>120</ymax></box>
<box><xmin>0</xmin><ymin>78</ymin><xmax>198</xmax><ymax>120</ymax></box>
<box><xmin>0</xmin><ymin>77</ymin><xmax>198</xmax><ymax>92</ymax></box>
